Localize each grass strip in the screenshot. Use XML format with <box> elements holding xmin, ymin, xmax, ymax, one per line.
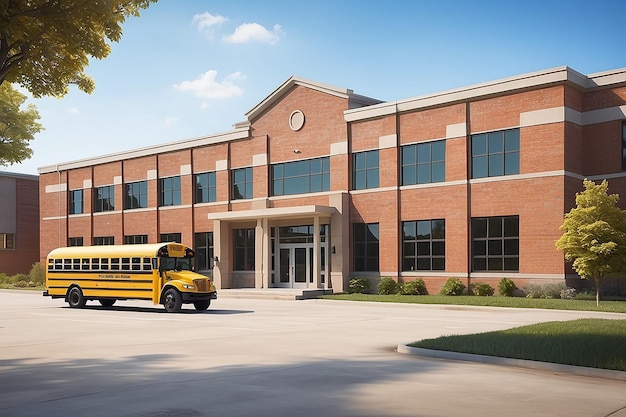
<box><xmin>319</xmin><ymin>294</ymin><xmax>626</xmax><ymax>313</ymax></box>
<box><xmin>409</xmin><ymin>318</ymin><xmax>626</xmax><ymax>371</ymax></box>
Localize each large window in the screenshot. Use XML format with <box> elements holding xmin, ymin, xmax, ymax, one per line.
<box><xmin>472</xmin><ymin>129</ymin><xmax>520</xmax><ymax>178</ymax></box>
<box><xmin>160</xmin><ymin>233</ymin><xmax>181</xmax><ymax>243</ymax></box>
<box><xmin>69</xmin><ymin>190</ymin><xmax>83</xmax><ymax>214</ymax></box>
<box><xmin>402</xmin><ymin>140</ymin><xmax>445</xmax><ymax>185</ymax></box>
<box><xmin>622</xmin><ymin>123</ymin><xmax>626</xmax><ymax>171</ymax></box>
<box><xmin>195</xmin><ymin>232</ymin><xmax>214</xmax><ymax>271</ymax></box>
<box><xmin>271</xmin><ymin>157</ymin><xmax>330</xmax><ymax>196</ymax></box>
<box><xmin>0</xmin><ymin>233</ymin><xmax>15</xmax><ymax>249</ymax></box>
<box><xmin>124</xmin><ymin>235</ymin><xmax>148</xmax><ymax>244</ymax></box>
<box><xmin>94</xmin><ymin>236</ymin><xmax>114</xmax><ymax>245</ymax></box>
<box><xmin>234</xmin><ymin>228</ymin><xmax>255</xmax><ymax>270</ymax></box>
<box><xmin>232</xmin><ymin>167</ymin><xmax>253</xmax><ymax>200</ymax></box>
<box><xmin>94</xmin><ymin>185</ymin><xmax>115</xmax><ymax>212</ymax></box>
<box><xmin>472</xmin><ymin>216</ymin><xmax>519</xmax><ymax>271</ymax></box>
<box><xmin>353</xmin><ymin>150</ymin><xmax>379</xmax><ymax>190</ymax></box>
<box><xmin>402</xmin><ymin>219</ymin><xmax>445</xmax><ymax>271</ymax></box>
<box><xmin>353</xmin><ymin>223</ymin><xmax>379</xmax><ymax>272</ymax></box>
<box><xmin>125</xmin><ymin>181</ymin><xmax>148</xmax><ymax>209</ymax></box>
<box><xmin>195</xmin><ymin>172</ymin><xmax>216</xmax><ymax>203</ymax></box>
<box><xmin>159</xmin><ymin>176</ymin><xmax>181</xmax><ymax>207</ymax></box>
<box><xmin>68</xmin><ymin>237</ymin><xmax>83</xmax><ymax>246</ymax></box>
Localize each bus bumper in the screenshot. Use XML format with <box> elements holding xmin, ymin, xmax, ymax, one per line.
<box><xmin>181</xmin><ymin>291</ymin><xmax>217</xmax><ymax>303</ymax></box>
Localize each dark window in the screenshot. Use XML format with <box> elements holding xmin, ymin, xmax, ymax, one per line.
<box><xmin>125</xmin><ymin>181</ymin><xmax>148</xmax><ymax>209</ymax></box>
<box><xmin>0</xmin><ymin>233</ymin><xmax>15</xmax><ymax>249</ymax></box>
<box><xmin>402</xmin><ymin>219</ymin><xmax>445</xmax><ymax>271</ymax></box>
<box><xmin>94</xmin><ymin>185</ymin><xmax>115</xmax><ymax>212</ymax></box>
<box><xmin>402</xmin><ymin>140</ymin><xmax>446</xmax><ymax>185</ymax></box>
<box><xmin>160</xmin><ymin>233</ymin><xmax>181</xmax><ymax>243</ymax></box>
<box><xmin>271</xmin><ymin>157</ymin><xmax>330</xmax><ymax>196</ymax></box>
<box><xmin>195</xmin><ymin>232</ymin><xmax>214</xmax><ymax>271</ymax></box>
<box><xmin>195</xmin><ymin>172</ymin><xmax>216</xmax><ymax>203</ymax></box>
<box><xmin>232</xmin><ymin>167</ymin><xmax>253</xmax><ymax>200</ymax></box>
<box><xmin>68</xmin><ymin>237</ymin><xmax>83</xmax><ymax>246</ymax></box>
<box><xmin>472</xmin><ymin>216</ymin><xmax>519</xmax><ymax>271</ymax></box>
<box><xmin>353</xmin><ymin>150</ymin><xmax>379</xmax><ymax>190</ymax></box>
<box><xmin>472</xmin><ymin>129</ymin><xmax>520</xmax><ymax>178</ymax></box>
<box><xmin>234</xmin><ymin>228</ymin><xmax>255</xmax><ymax>271</ymax></box>
<box><xmin>159</xmin><ymin>176</ymin><xmax>181</xmax><ymax>207</ymax></box>
<box><xmin>622</xmin><ymin>123</ymin><xmax>626</xmax><ymax>171</ymax></box>
<box><xmin>94</xmin><ymin>236</ymin><xmax>114</xmax><ymax>245</ymax></box>
<box><xmin>69</xmin><ymin>190</ymin><xmax>83</xmax><ymax>214</ymax></box>
<box><xmin>353</xmin><ymin>223</ymin><xmax>379</xmax><ymax>272</ymax></box>
<box><xmin>124</xmin><ymin>235</ymin><xmax>148</xmax><ymax>244</ymax></box>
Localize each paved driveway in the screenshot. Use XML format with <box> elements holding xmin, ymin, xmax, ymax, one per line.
<box><xmin>1</xmin><ymin>290</ymin><xmax>625</xmax><ymax>417</ymax></box>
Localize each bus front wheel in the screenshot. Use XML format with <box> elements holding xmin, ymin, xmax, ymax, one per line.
<box><xmin>67</xmin><ymin>286</ymin><xmax>86</xmax><ymax>308</ymax></box>
<box><xmin>193</xmin><ymin>300</ymin><xmax>210</xmax><ymax>311</ymax></box>
<box><xmin>163</xmin><ymin>289</ymin><xmax>182</xmax><ymax>313</ymax></box>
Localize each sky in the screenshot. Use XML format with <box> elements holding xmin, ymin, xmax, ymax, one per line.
<box><xmin>4</xmin><ymin>0</ymin><xmax>626</xmax><ymax>175</ymax></box>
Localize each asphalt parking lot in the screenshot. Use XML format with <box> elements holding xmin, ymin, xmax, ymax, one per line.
<box><xmin>1</xmin><ymin>289</ymin><xmax>625</xmax><ymax>417</ymax></box>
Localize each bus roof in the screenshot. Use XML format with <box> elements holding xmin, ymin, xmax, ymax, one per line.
<box><xmin>46</xmin><ymin>242</ymin><xmax>188</xmax><ymax>259</ymax></box>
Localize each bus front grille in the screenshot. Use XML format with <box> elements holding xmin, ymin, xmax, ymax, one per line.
<box><xmin>194</xmin><ymin>279</ymin><xmax>208</xmax><ymax>292</ymax></box>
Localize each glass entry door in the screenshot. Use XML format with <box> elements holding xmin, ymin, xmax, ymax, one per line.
<box><xmin>278</xmin><ymin>245</ymin><xmax>310</xmax><ymax>288</ymax></box>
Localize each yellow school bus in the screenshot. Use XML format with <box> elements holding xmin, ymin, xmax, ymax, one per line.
<box><xmin>43</xmin><ymin>242</ymin><xmax>217</xmax><ymax>312</ymax></box>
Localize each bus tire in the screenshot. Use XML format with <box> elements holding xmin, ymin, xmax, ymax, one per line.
<box><xmin>99</xmin><ymin>299</ymin><xmax>116</xmax><ymax>307</ymax></box>
<box><xmin>193</xmin><ymin>300</ymin><xmax>210</xmax><ymax>311</ymax></box>
<box><xmin>67</xmin><ymin>286</ymin><xmax>86</xmax><ymax>308</ymax></box>
<box><xmin>163</xmin><ymin>288</ymin><xmax>182</xmax><ymax>313</ymax></box>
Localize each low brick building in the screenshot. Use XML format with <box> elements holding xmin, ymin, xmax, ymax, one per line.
<box><xmin>0</xmin><ymin>172</ymin><xmax>39</xmax><ymax>275</ymax></box>
<box><xmin>38</xmin><ymin>66</ymin><xmax>626</xmax><ymax>293</ymax></box>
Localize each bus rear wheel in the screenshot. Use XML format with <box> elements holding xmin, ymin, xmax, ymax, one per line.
<box><xmin>163</xmin><ymin>289</ymin><xmax>182</xmax><ymax>313</ymax></box>
<box><xmin>99</xmin><ymin>299</ymin><xmax>116</xmax><ymax>307</ymax></box>
<box><xmin>193</xmin><ymin>300</ymin><xmax>210</xmax><ymax>311</ymax></box>
<box><xmin>67</xmin><ymin>286</ymin><xmax>86</xmax><ymax>308</ymax></box>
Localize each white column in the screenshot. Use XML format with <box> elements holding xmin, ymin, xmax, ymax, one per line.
<box><xmin>313</xmin><ymin>215</ymin><xmax>321</xmax><ymax>288</ymax></box>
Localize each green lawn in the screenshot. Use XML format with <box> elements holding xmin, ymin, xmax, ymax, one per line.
<box><xmin>410</xmin><ymin>318</ymin><xmax>626</xmax><ymax>371</ymax></box>
<box><xmin>320</xmin><ymin>294</ymin><xmax>626</xmax><ymax>371</ymax></box>
<box><xmin>319</xmin><ymin>293</ymin><xmax>626</xmax><ymax>313</ymax></box>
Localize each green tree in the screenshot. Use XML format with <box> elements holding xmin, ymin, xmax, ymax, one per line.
<box><xmin>555</xmin><ymin>179</ymin><xmax>626</xmax><ymax>306</ymax></box>
<box><xmin>0</xmin><ymin>82</ymin><xmax>42</xmax><ymax>165</ymax></box>
<box><xmin>0</xmin><ymin>0</ymin><xmax>157</xmax><ymax>97</ymax></box>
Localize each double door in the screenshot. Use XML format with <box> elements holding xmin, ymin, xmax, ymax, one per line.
<box><xmin>277</xmin><ymin>244</ymin><xmax>326</xmax><ymax>288</ymax></box>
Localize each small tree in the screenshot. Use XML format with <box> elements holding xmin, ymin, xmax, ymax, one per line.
<box><xmin>555</xmin><ymin>179</ymin><xmax>626</xmax><ymax>306</ymax></box>
<box><xmin>0</xmin><ymin>83</ymin><xmax>42</xmax><ymax>165</ymax></box>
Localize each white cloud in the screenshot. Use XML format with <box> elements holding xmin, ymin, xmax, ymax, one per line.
<box><xmin>173</xmin><ymin>70</ymin><xmax>246</xmax><ymax>100</ymax></box>
<box><xmin>192</xmin><ymin>12</ymin><xmax>227</xmax><ymax>38</ymax></box>
<box><xmin>223</xmin><ymin>23</ymin><xmax>282</xmax><ymax>44</ymax></box>
<box><xmin>68</xmin><ymin>107</ymin><xmax>79</xmax><ymax>115</ymax></box>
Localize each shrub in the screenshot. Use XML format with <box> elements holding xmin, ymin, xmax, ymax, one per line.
<box><xmin>440</xmin><ymin>277</ymin><xmax>465</xmax><ymax>296</ymax></box>
<box><xmin>400</xmin><ymin>279</ymin><xmax>429</xmax><ymax>295</ymax></box>
<box><xmin>348</xmin><ymin>278</ymin><xmax>371</xmax><ymax>294</ymax></box>
<box><xmin>560</xmin><ymin>287</ymin><xmax>577</xmax><ymax>300</ymax></box>
<box><xmin>29</xmin><ymin>262</ymin><xmax>46</xmax><ymax>285</ymax></box>
<box><xmin>472</xmin><ymin>282</ymin><xmax>494</xmax><ymax>296</ymax></box>
<box><xmin>498</xmin><ymin>278</ymin><xmax>517</xmax><ymax>297</ymax></box>
<box><xmin>13</xmin><ymin>280</ymin><xmax>28</xmax><ymax>288</ymax></box>
<box><xmin>523</xmin><ymin>282</ymin><xmax>568</xmax><ymax>299</ymax></box>
<box><xmin>377</xmin><ymin>277</ymin><xmax>399</xmax><ymax>295</ymax></box>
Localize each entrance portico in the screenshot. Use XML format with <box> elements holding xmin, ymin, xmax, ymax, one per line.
<box><xmin>208</xmin><ymin>205</ymin><xmax>339</xmax><ymax>291</ymax></box>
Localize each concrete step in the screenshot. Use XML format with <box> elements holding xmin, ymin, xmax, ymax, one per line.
<box><xmin>217</xmin><ymin>288</ymin><xmax>334</xmax><ymax>300</ymax></box>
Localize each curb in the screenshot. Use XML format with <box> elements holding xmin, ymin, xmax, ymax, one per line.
<box><xmin>397</xmin><ymin>344</ymin><xmax>626</xmax><ymax>382</ymax></box>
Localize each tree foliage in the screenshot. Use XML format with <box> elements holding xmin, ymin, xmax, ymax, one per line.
<box><xmin>555</xmin><ymin>179</ymin><xmax>626</xmax><ymax>305</ymax></box>
<box><xmin>0</xmin><ymin>0</ymin><xmax>157</xmax><ymax>98</ymax></box>
<box><xmin>0</xmin><ymin>82</ymin><xmax>42</xmax><ymax>165</ymax></box>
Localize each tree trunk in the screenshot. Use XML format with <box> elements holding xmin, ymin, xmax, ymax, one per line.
<box><xmin>594</xmin><ymin>276</ymin><xmax>602</xmax><ymax>307</ymax></box>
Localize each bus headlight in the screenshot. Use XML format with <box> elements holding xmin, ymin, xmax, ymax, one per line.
<box><xmin>182</xmin><ymin>284</ymin><xmax>195</xmax><ymax>290</ymax></box>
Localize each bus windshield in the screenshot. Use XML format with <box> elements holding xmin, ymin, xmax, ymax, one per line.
<box><xmin>161</xmin><ymin>257</ymin><xmax>193</xmax><ymax>272</ymax></box>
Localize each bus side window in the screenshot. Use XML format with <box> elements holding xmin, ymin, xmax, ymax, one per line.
<box><xmin>92</xmin><ymin>258</ymin><xmax>99</xmax><ymax>270</ymax></box>
<box><xmin>121</xmin><ymin>257</ymin><xmax>130</xmax><ymax>271</ymax></box>
<box><xmin>152</xmin><ymin>258</ymin><xmax>159</xmax><ymax>270</ymax></box>
<box><xmin>111</xmin><ymin>258</ymin><xmax>120</xmax><ymax>270</ymax></box>
<box><xmin>101</xmin><ymin>258</ymin><xmax>109</xmax><ymax>270</ymax></box>
<box><xmin>73</xmin><ymin>258</ymin><xmax>80</xmax><ymax>270</ymax></box>
<box><xmin>63</xmin><ymin>259</ymin><xmax>71</xmax><ymax>270</ymax></box>
<box><xmin>82</xmin><ymin>258</ymin><xmax>90</xmax><ymax>270</ymax></box>
<box><xmin>54</xmin><ymin>259</ymin><xmax>62</xmax><ymax>270</ymax></box>
<box><xmin>131</xmin><ymin>257</ymin><xmax>141</xmax><ymax>271</ymax></box>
